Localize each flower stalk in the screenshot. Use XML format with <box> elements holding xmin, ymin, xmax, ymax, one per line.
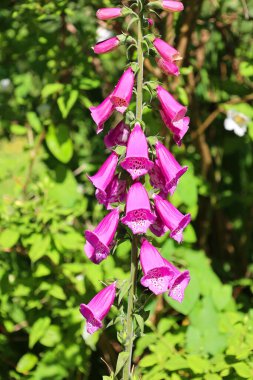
<box><xmin>123</xmin><ymin>8</ymin><xmax>144</xmax><ymax>378</ymax></box>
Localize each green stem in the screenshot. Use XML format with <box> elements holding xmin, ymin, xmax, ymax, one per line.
<box><xmin>122</xmin><ymin>9</ymin><xmax>144</xmax><ymax>380</ymax></box>
<box><xmin>122</xmin><ymin>236</ymin><xmax>139</xmax><ymax>380</ymax></box>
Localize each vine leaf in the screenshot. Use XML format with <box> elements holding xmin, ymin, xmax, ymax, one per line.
<box><xmin>115</xmin><ymin>352</ymin><xmax>130</xmax><ymax>376</ymax></box>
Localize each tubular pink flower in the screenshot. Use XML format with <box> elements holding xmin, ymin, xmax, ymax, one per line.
<box><xmin>149</xmin><ymin>160</ymin><xmax>167</xmax><ymax>195</ymax></box>
<box><xmin>163</xmin><ymin>258</ymin><xmax>190</xmax><ymax>303</ymax></box>
<box><xmin>157</xmin><ymin>86</ymin><xmax>187</xmax><ymax>123</ymax></box>
<box><xmin>153</xmin><ymin>38</ymin><xmax>182</xmax><ymax>62</ymax></box>
<box><xmin>154</xmin><ymin>195</ymin><xmax>191</xmax><ymax>243</ymax></box>
<box><xmin>150</xmin><ymin>211</ymin><xmax>169</xmax><ymax>237</ymax></box>
<box><xmin>110</xmin><ymin>68</ymin><xmax>135</xmax><ymax>114</ymax></box>
<box><xmin>87</xmin><ymin>152</ymin><xmax>118</xmax><ymax>195</ymax></box>
<box><xmin>147</xmin><ymin>18</ymin><xmax>154</xmax><ymax>26</ymax></box>
<box><xmin>96</xmin><ymin>8</ymin><xmax>122</xmax><ymax>20</ymax></box>
<box><xmin>90</xmin><ymin>95</ymin><xmax>115</xmax><ymax>134</ymax></box>
<box><xmin>104</xmin><ymin>121</ymin><xmax>130</xmax><ymax>149</ymax></box>
<box><xmin>140</xmin><ymin>239</ymin><xmax>173</xmax><ymax>295</ymax></box>
<box><xmin>155</xmin><ymin>141</ymin><xmax>188</xmax><ymax>195</ymax></box>
<box><xmin>121</xmin><ymin>183</ymin><xmax>156</xmax><ymax>234</ymax></box>
<box><xmin>84</xmin><ymin>209</ymin><xmax>120</xmax><ymax>264</ymax></box>
<box><xmin>162</xmin><ymin>1</ymin><xmax>184</xmax><ymax>12</ymax></box>
<box><xmin>160</xmin><ymin>108</ymin><xmax>190</xmax><ymax>146</ymax></box>
<box><xmin>80</xmin><ymin>283</ymin><xmax>116</xmax><ymax>334</ymax></box>
<box><xmin>121</xmin><ymin>123</ymin><xmax>154</xmax><ymax>180</ymax></box>
<box><xmin>156</xmin><ymin>57</ymin><xmax>180</xmax><ymax>77</ymax></box>
<box><xmin>93</xmin><ymin>37</ymin><xmax>120</xmax><ymax>55</ymax></box>
<box><xmin>96</xmin><ymin>174</ymin><xmax>126</xmax><ymax>210</ymax></box>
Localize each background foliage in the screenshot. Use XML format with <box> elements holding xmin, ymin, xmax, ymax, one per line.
<box><xmin>0</xmin><ymin>0</ymin><xmax>253</xmax><ymax>379</ymax></box>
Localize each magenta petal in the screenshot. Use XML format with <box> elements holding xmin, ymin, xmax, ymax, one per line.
<box><xmin>125</xmin><ymin>182</ymin><xmax>152</xmax><ymax>214</ymax></box>
<box><xmin>157</xmin><ymin>86</ymin><xmax>187</xmax><ymax>123</ymax></box>
<box><xmin>90</xmin><ymin>96</ymin><xmax>115</xmax><ymax>133</ymax></box>
<box><xmin>121</xmin><ymin>209</ymin><xmax>156</xmax><ymax>234</ymax></box>
<box><xmin>140</xmin><ymin>240</ymin><xmax>174</xmax><ymax>295</ymax></box>
<box><xmin>85</xmin><ymin>209</ymin><xmax>120</xmax><ymax>263</ymax></box>
<box><xmin>153</xmin><ymin>38</ymin><xmax>182</xmax><ymax>62</ymax></box>
<box><xmin>80</xmin><ymin>304</ymin><xmax>102</xmax><ymax>334</ymax></box>
<box><xmin>96</xmin><ymin>175</ymin><xmax>126</xmax><ymax>209</ymax></box>
<box><xmin>154</xmin><ymin>195</ymin><xmax>191</xmax><ymax>243</ymax></box>
<box><xmin>156</xmin><ymin>141</ymin><xmax>188</xmax><ymax>195</ymax></box>
<box><xmin>93</xmin><ymin>37</ymin><xmax>120</xmax><ymax>54</ymax></box>
<box><xmin>88</xmin><ymin>152</ymin><xmax>118</xmax><ymax>193</ymax></box>
<box><xmin>149</xmin><ymin>160</ymin><xmax>167</xmax><ymax>194</ymax></box>
<box><xmin>104</xmin><ymin>121</ymin><xmax>130</xmax><ymax>149</ymax></box>
<box><xmin>85</xmin><ymin>231</ymin><xmax>110</xmax><ymax>264</ymax></box>
<box><xmin>141</xmin><ymin>267</ymin><xmax>173</xmax><ymax>295</ymax></box>
<box><xmin>80</xmin><ymin>283</ymin><xmax>116</xmax><ymax>334</ymax></box>
<box><xmin>173</xmin><ymin>117</ymin><xmax>190</xmax><ymax>146</ymax></box>
<box><xmin>88</xmin><ymin>283</ymin><xmax>116</xmax><ymax>320</ymax></box>
<box><xmin>169</xmin><ymin>271</ymin><xmax>190</xmax><ymax>303</ymax></box>
<box><xmin>156</xmin><ymin>58</ymin><xmax>180</xmax><ymax>77</ymax></box>
<box><xmin>140</xmin><ymin>239</ymin><xmax>166</xmax><ymax>272</ymax></box>
<box><xmin>121</xmin><ymin>183</ymin><xmax>156</xmax><ymax>234</ymax></box>
<box><xmin>160</xmin><ymin>109</ymin><xmax>190</xmax><ymax>146</ymax></box>
<box><xmin>121</xmin><ymin>123</ymin><xmax>154</xmax><ymax>179</ymax></box>
<box><xmin>149</xmin><ymin>211</ymin><xmax>169</xmax><ymax>237</ymax></box>
<box><xmin>96</xmin><ymin>8</ymin><xmax>122</xmax><ymax>20</ymax></box>
<box><xmin>162</xmin><ymin>1</ymin><xmax>184</xmax><ymax>12</ymax></box>
<box><xmin>110</xmin><ymin>68</ymin><xmax>135</xmax><ymax>114</ymax></box>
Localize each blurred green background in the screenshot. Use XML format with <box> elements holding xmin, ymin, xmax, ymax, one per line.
<box><xmin>0</xmin><ymin>0</ymin><xmax>253</xmax><ymax>379</ymax></box>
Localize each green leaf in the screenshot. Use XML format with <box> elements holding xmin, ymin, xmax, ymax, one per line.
<box><xmin>165</xmin><ymin>356</ymin><xmax>188</xmax><ymax>371</ymax></box>
<box><xmin>115</xmin><ymin>352</ymin><xmax>129</xmax><ymax>376</ymax></box>
<box><xmin>134</xmin><ymin>314</ymin><xmax>144</xmax><ymax>335</ymax></box>
<box><xmin>49</xmin><ymin>284</ymin><xmax>66</xmax><ymax>300</ymax></box>
<box><xmin>29</xmin><ymin>317</ymin><xmax>51</xmax><ymax>348</ymax></box>
<box><xmin>187</xmin><ymin>355</ymin><xmax>210</xmax><ymax>374</ymax></box>
<box><xmin>41</xmin><ymin>83</ymin><xmax>63</xmax><ymax>98</ymax></box>
<box><xmin>57</xmin><ymin>90</ymin><xmax>79</xmax><ymax>119</ymax></box>
<box><xmin>240</xmin><ymin>62</ymin><xmax>253</xmax><ymax>77</ymax></box>
<box><xmin>26</xmin><ymin>112</ymin><xmax>42</xmax><ymax>132</ymax></box>
<box><xmin>139</xmin><ymin>354</ymin><xmax>158</xmax><ymax>368</ymax></box>
<box><xmin>0</xmin><ymin>229</ymin><xmax>20</xmax><ymax>249</ymax></box>
<box><xmin>40</xmin><ymin>325</ymin><xmax>61</xmax><ymax>347</ymax></box>
<box><xmin>232</xmin><ymin>362</ymin><xmax>252</xmax><ymax>378</ymax></box>
<box><xmin>16</xmin><ymin>353</ymin><xmax>38</xmax><ymax>374</ymax></box>
<box><xmin>114</xmin><ymin>145</ymin><xmax>126</xmax><ymax>156</ymax></box>
<box><xmin>211</xmin><ymin>284</ymin><xmax>232</xmax><ymax>311</ymax></box>
<box><xmin>29</xmin><ymin>235</ymin><xmax>51</xmax><ymax>263</ymax></box>
<box><xmin>46</xmin><ymin>124</ymin><xmax>73</xmax><ymax>163</ymax></box>
<box><xmin>205</xmin><ymin>375</ymin><xmax>222</xmax><ymax>380</ymax></box>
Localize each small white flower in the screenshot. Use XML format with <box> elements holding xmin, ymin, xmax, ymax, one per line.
<box><xmin>96</xmin><ymin>27</ymin><xmax>113</xmax><ymax>42</ymax></box>
<box><xmin>0</xmin><ymin>78</ymin><xmax>12</xmax><ymax>92</ymax></box>
<box><xmin>224</xmin><ymin>109</ymin><xmax>250</xmax><ymax>137</ymax></box>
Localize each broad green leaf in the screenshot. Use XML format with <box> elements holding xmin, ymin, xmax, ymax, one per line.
<box><xmin>139</xmin><ymin>354</ymin><xmax>158</xmax><ymax>368</ymax></box>
<box><xmin>49</xmin><ymin>284</ymin><xmax>66</xmax><ymax>300</ymax></box>
<box><xmin>29</xmin><ymin>317</ymin><xmax>51</xmax><ymax>348</ymax></box>
<box><xmin>187</xmin><ymin>355</ymin><xmax>210</xmax><ymax>374</ymax></box>
<box><xmin>115</xmin><ymin>352</ymin><xmax>129</xmax><ymax>376</ymax></box>
<box><xmin>232</xmin><ymin>362</ymin><xmax>252</xmax><ymax>378</ymax></box>
<box><xmin>165</xmin><ymin>356</ymin><xmax>188</xmax><ymax>371</ymax></box>
<box><xmin>29</xmin><ymin>235</ymin><xmax>51</xmax><ymax>262</ymax></box>
<box><xmin>57</xmin><ymin>90</ymin><xmax>78</xmax><ymax>119</ymax></box>
<box><xmin>40</xmin><ymin>325</ymin><xmax>61</xmax><ymax>347</ymax></box>
<box><xmin>41</xmin><ymin>83</ymin><xmax>63</xmax><ymax>98</ymax></box>
<box><xmin>211</xmin><ymin>284</ymin><xmax>232</xmax><ymax>311</ymax></box>
<box><xmin>46</xmin><ymin>124</ymin><xmax>73</xmax><ymax>163</ymax></box>
<box><xmin>205</xmin><ymin>374</ymin><xmax>222</xmax><ymax>380</ymax></box>
<box><xmin>16</xmin><ymin>353</ymin><xmax>38</xmax><ymax>374</ymax></box>
<box><xmin>26</xmin><ymin>111</ymin><xmax>42</xmax><ymax>132</ymax></box>
<box><xmin>0</xmin><ymin>229</ymin><xmax>20</xmax><ymax>249</ymax></box>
